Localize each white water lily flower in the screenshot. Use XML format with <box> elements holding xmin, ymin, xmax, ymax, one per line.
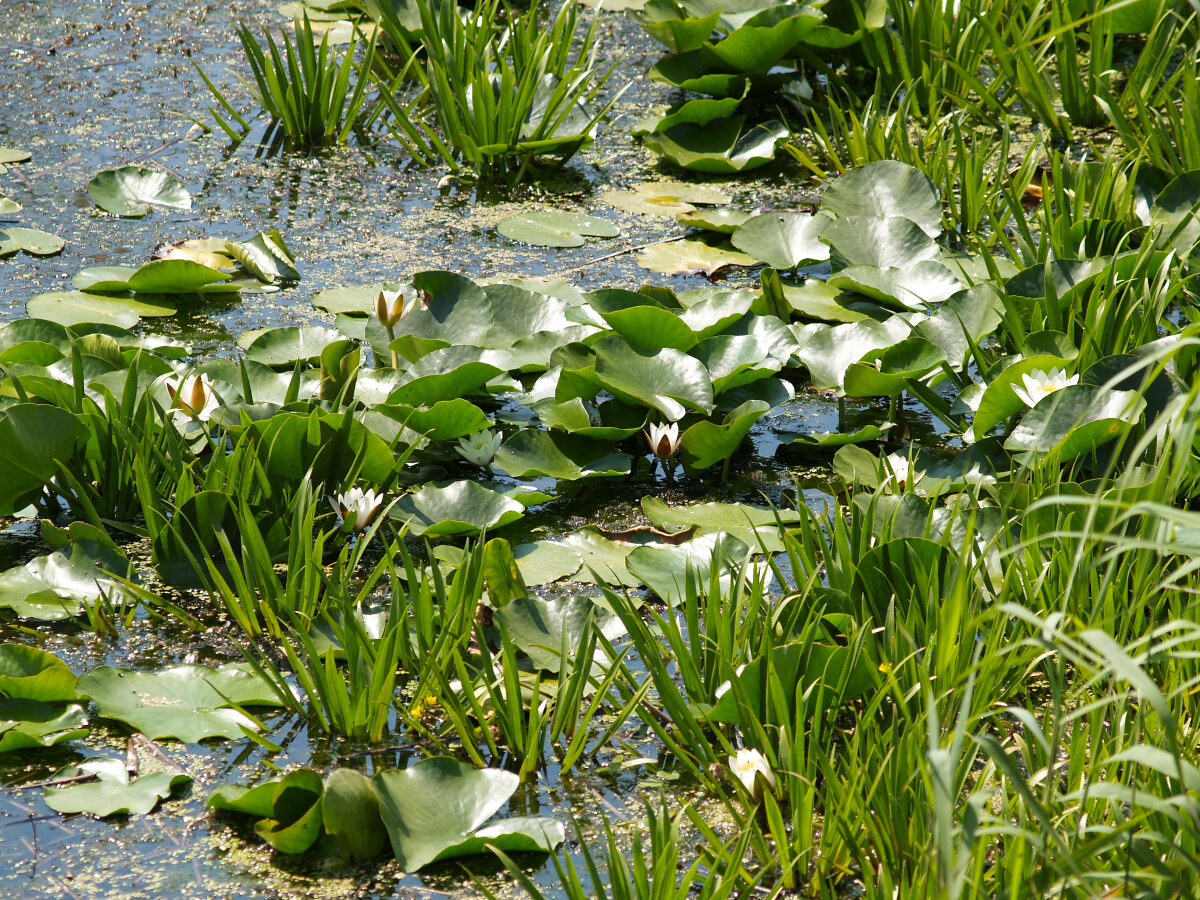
<box><xmin>882</xmin><ymin>452</ymin><xmax>924</xmax><ymax>492</ymax></box>
<box><xmin>1012</xmin><ymin>367</ymin><xmax>1079</xmax><ymax>409</ymax></box>
<box><xmin>729</xmin><ymin>747</ymin><xmax>777</xmax><ymax>799</ymax></box>
<box><xmin>643</xmin><ymin>421</ymin><xmax>681</xmax><ymax>459</ymax></box>
<box><xmin>375</xmin><ymin>288</ymin><xmax>421</xmax><ymax>327</ymax></box>
<box><xmin>457</xmin><ymin>429</ymin><xmax>502</xmax><ymax>466</ymax></box>
<box><xmin>330</xmin><ymin>487</ymin><xmax>383</xmax><ymax>533</ymax></box>
<box><xmin>167</xmin><ymin>374</ymin><xmax>220</xmax><ymax>422</ymax></box>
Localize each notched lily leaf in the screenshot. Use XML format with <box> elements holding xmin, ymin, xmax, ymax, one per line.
<box><xmin>87</xmin><ymin>166</ymin><xmax>192</xmax><ymax>218</ymax></box>
<box><xmin>497</xmin><ymin>211</ymin><xmax>619</xmax><ymax>247</ymax></box>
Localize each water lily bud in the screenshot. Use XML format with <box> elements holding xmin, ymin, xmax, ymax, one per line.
<box><xmin>375</xmin><ymin>288</ymin><xmax>420</xmax><ymax>328</ymax></box>
<box><xmin>643</xmin><ymin>421</ymin><xmax>681</xmax><ymax>459</ymax></box>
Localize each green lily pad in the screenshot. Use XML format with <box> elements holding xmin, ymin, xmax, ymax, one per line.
<box><xmin>0</xmin><ymin>148</ymin><xmax>31</xmax><ymax>166</ymax></box>
<box><xmin>87</xmin><ymin>166</ymin><xmax>191</xmax><ymax>217</ymax></box>
<box><xmin>127</xmin><ymin>259</ymin><xmax>234</xmax><ymax>294</ymax></box>
<box><xmin>77</xmin><ymin>663</ymin><xmax>288</xmax><ymax>743</ymax></box>
<box><xmin>1004</xmin><ymin>385</ymin><xmax>1145</xmax><ymax>460</ymax></box>
<box><xmin>0</xmin><ymin>540</ymin><xmax>135</xmax><ymax>621</ymax></box>
<box><xmin>376</xmin><ymin>399</ymin><xmax>490</xmax><ymax>442</ymax></box>
<box><xmin>626</xmin><ymin>532</ymin><xmax>752</xmax><ymax>605</ymax></box>
<box><xmin>587</xmin><ymin>289</ymin><xmax>697</xmax><ymax>352</ymax></box>
<box><xmin>707</xmin><ymin>14</ymin><xmax>821</xmax><ymax>73</ymax></box>
<box><xmin>71</xmin><ymin>266</ymin><xmax>140</xmax><ymax>293</ymax></box>
<box><xmin>732</xmin><ymin>212</ymin><xmax>829</xmax><ymax>269</ymax></box>
<box><xmin>324</xmin><ymin>768</ymin><xmax>387</xmax><ymax>862</ymax></box>
<box><xmin>0</xmin><ymin>403</ymin><xmax>88</xmax><ymax>516</ymax></box>
<box><xmin>495</xmin><ymin>594</ymin><xmax>625</xmax><ymax>674</ymax></box>
<box><xmin>225</xmin><ymin>230</ymin><xmax>300</xmax><ymax>283</ymax></box>
<box><xmin>560</xmin><ymin>527</ymin><xmax>643</xmax><ymax>586</ymax></box>
<box><xmin>312</xmin><ymin>281</ymin><xmax>409</xmax><ymax>316</ymax></box>
<box><xmin>692</xmin><ymin>334</ymin><xmax>783</xmax><ymax>394</ymax></box>
<box><xmin>0</xmin><ymin>196</ymin><xmax>22</xmax><ymax>214</ymax></box>
<box><xmin>828</xmin><ymin>261</ymin><xmax>961</xmax><ymax>310</ymax></box>
<box><xmin>676</xmin><ymin>208</ymin><xmax>753</xmax><ymax>233</ymax></box>
<box><xmin>649</xmin><ymin>51</ymin><xmax>748</xmax><ymax>96</ymax></box>
<box><xmin>641</xmin><ymin>496</ymin><xmax>801</xmax><ymax>551</ymax></box>
<box><xmin>0</xmin><ymin>227</ymin><xmax>65</xmax><ymax>257</ymax></box>
<box><xmin>512</xmin><ymin>541</ymin><xmax>587</xmax><ymax>585</ymax></box>
<box><xmin>797</xmin><ymin>316</ymin><xmax>913</xmax><ymax>393</ymax></box>
<box><xmin>43</xmin><ymin>758</ymin><xmax>191</xmax><ymax>817</ymax></box>
<box><xmin>495</xmin><ymin>430</ymin><xmax>630</xmax><ymax>481</ymax></box>
<box><xmin>0</xmin><ymin>699</ymin><xmax>88</xmax><ymax>753</ymax></box>
<box><xmin>679</xmin><ymin>398</ymin><xmax>769</xmax><ymax>469</ymax></box>
<box><xmin>602</xmin><ymin>181</ymin><xmax>732</xmax><ymax>217</ymax></box>
<box><xmin>632</xmin><ymin>93</ymin><xmax>747</xmax><ymax>136</ymax></box>
<box><xmin>252</xmin><ymin>769</ymin><xmax>326</xmax><ymax>854</ymax></box>
<box><xmin>969</xmin><ymin>354</ymin><xmax>1076</xmax><ymax>441</ymax></box>
<box><xmin>374</xmin><ymin>757</ymin><xmax>564</xmax><ymax>873</ymax></box>
<box><xmin>635</xmin><ymin>238</ymin><xmax>757</xmax><ymax>276</ymax></box>
<box><xmin>244</xmin><ymin>326</ymin><xmax>346</xmax><ymax>366</ymax></box>
<box><xmin>26</xmin><ymin>290</ymin><xmax>176</xmax><ymax>328</ymax></box>
<box><xmin>534</xmin><ymin>397</ymin><xmax>647</xmax><ymax>440</ymax></box>
<box><xmin>786</xmin><ymin>424</ymin><xmax>890</xmax><ymax>448</ymax></box>
<box><xmin>593</xmin><ymin>335</ymin><xmax>714</xmax><ymax>421</ymax></box>
<box><xmin>823</xmin><ymin>216</ymin><xmax>942</xmax><ymax>271</ymax></box>
<box><xmin>391</xmin><ymin>481</ymin><xmax>525</xmax><ymax>536</ymax></box>
<box><xmin>636</xmin><ymin>0</ymin><xmax>721</xmax><ymax>52</ymax></box>
<box><xmin>388</xmin><ymin>346</ymin><xmax>506</xmax><ymax>405</ymax></box>
<box><xmin>497</xmin><ymin>211</ymin><xmax>619</xmax><ymax>248</ymax></box>
<box><xmin>821</xmin><ymin>161</ymin><xmax>943</xmax><ymax>237</ymax></box>
<box><xmin>643</xmin><ymin>116</ymin><xmax>787</xmax><ymax>174</ymax></box>
<box><xmin>0</xmin><ymin>644</ymin><xmax>78</xmax><ymax>702</ymax></box>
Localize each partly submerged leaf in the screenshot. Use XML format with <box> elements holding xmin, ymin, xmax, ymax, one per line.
<box><xmin>0</xmin><ymin>227</ymin><xmax>65</xmax><ymax>257</ymax></box>
<box><xmin>43</xmin><ymin>757</ymin><xmax>190</xmax><ymax>817</ymax></box>
<box><xmin>497</xmin><ymin>211</ymin><xmax>619</xmax><ymax>248</ymax></box>
<box><xmin>87</xmin><ymin>166</ymin><xmax>191</xmax><ymax>217</ymax></box>
<box><xmin>642</xmin><ymin>116</ymin><xmax>787</xmax><ymax>174</ymax></box>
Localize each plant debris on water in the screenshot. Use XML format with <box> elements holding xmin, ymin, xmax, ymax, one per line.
<box><xmin>5</xmin><ymin>0</ymin><xmax>1200</xmax><ymax>898</ymax></box>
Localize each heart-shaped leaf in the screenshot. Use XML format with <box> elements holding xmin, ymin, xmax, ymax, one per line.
<box><xmin>0</xmin><ymin>644</ymin><xmax>78</xmax><ymax>702</ymax></box>
<box><xmin>732</xmin><ymin>212</ymin><xmax>829</xmax><ymax>269</ymax></box>
<box><xmin>43</xmin><ymin>757</ymin><xmax>191</xmax><ymax>817</ymax></box>
<box><xmin>821</xmin><ymin>161</ymin><xmax>942</xmax><ymax>237</ymax></box>
<box><xmin>642</xmin><ymin>116</ymin><xmax>787</xmax><ymax>173</ymax></box>
<box><xmin>0</xmin><ymin>227</ymin><xmax>65</xmax><ymax>256</ymax></box>
<box><xmin>497</xmin><ymin>211</ymin><xmax>619</xmax><ymax>247</ymax></box>
<box><xmin>87</xmin><ymin>166</ymin><xmax>191</xmax><ymax>217</ymax></box>
<box><xmin>391</xmin><ymin>481</ymin><xmax>525</xmax><ymax>536</ymax></box>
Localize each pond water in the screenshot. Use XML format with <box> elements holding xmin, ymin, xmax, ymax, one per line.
<box><xmin>0</xmin><ymin>1</ymin><xmax>949</xmax><ymax>896</ymax></box>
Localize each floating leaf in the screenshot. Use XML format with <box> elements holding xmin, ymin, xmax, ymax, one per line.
<box><xmin>0</xmin><ymin>196</ymin><xmax>21</xmax><ymax>214</ymax></box>
<box><xmin>593</xmin><ymin>335</ymin><xmax>714</xmax><ymax>420</ymax></box>
<box><xmin>253</xmin><ymin>769</ymin><xmax>326</xmax><ymax>854</ymax></box>
<box><xmin>26</xmin><ymin>290</ymin><xmax>176</xmax><ymax>328</ymax></box>
<box><xmin>87</xmin><ymin>166</ymin><xmax>191</xmax><ymax>217</ymax></box>
<box><xmin>497</xmin><ymin>211</ymin><xmax>619</xmax><ymax>247</ymax></box>
<box><xmin>642</xmin><ymin>116</ymin><xmax>787</xmax><ymax>173</ymax></box>
<box><xmin>635</xmin><ymin>238</ymin><xmax>757</xmax><ymax>276</ymax></box>
<box><xmin>641</xmin><ymin>496</ymin><xmax>801</xmax><ymax>551</ymax></box>
<box><xmin>0</xmin><ymin>644</ymin><xmax>78</xmax><ymax>702</ymax></box>
<box><xmin>821</xmin><ymin>161</ymin><xmax>942</xmax><ymax>237</ymax></box>
<box><xmin>679</xmin><ymin>399</ymin><xmax>769</xmax><ymax>470</ymax></box>
<box><xmin>732</xmin><ymin>212</ymin><xmax>829</xmax><ymax>269</ymax></box>
<box><xmin>495</xmin><ymin>430</ymin><xmax>630</xmax><ymax>481</ymax></box>
<box><xmin>823</xmin><ymin>216</ymin><xmax>941</xmax><ymax>271</ymax></box>
<box><xmin>391</xmin><ymin>481</ymin><xmax>525</xmax><ymax>536</ymax></box>
<box><xmin>0</xmin><ymin>227</ymin><xmax>65</xmax><ymax>257</ymax></box>
<box><xmin>0</xmin><ymin>403</ymin><xmax>88</xmax><ymax>516</ymax></box>
<box><xmin>1004</xmin><ymin>385</ymin><xmax>1145</xmax><ymax>460</ymax></box>
<box><xmin>828</xmin><ymin>261</ymin><xmax>961</xmax><ymax>310</ymax></box>
<box><xmin>127</xmin><ymin>259</ymin><xmax>234</xmax><ymax>294</ymax></box>
<box><xmin>77</xmin><ymin>663</ymin><xmax>288</xmax><ymax>742</ymax></box>
<box><xmin>602</xmin><ymin>181</ymin><xmax>732</xmax><ymax>217</ymax></box>
<box><xmin>43</xmin><ymin>758</ymin><xmax>191</xmax><ymax>817</ymax></box>
<box><xmin>676</xmin><ymin>208</ymin><xmax>752</xmax><ymax>233</ymax></box>
<box><xmin>244</xmin><ymin>325</ymin><xmax>346</xmax><ymax>366</ymax></box>
<box><xmin>0</xmin><ymin>699</ymin><xmax>87</xmax><ymax>753</ymax></box>
<box><xmin>495</xmin><ymin>595</ymin><xmax>625</xmax><ymax>674</ymax></box>
<box><xmin>626</xmin><ymin>532</ymin><xmax>751</xmax><ymax>605</ymax></box>
<box><xmin>324</xmin><ymin>768</ymin><xmax>387</xmax><ymax>862</ymax></box>
<box><xmin>225</xmin><ymin>230</ymin><xmax>300</xmax><ymax>283</ymax></box>
<box><xmin>374</xmin><ymin>757</ymin><xmax>564</xmax><ymax>873</ymax></box>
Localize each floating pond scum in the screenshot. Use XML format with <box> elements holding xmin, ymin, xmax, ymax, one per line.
<box><xmin>4</xmin><ymin>0</ymin><xmax>1200</xmax><ymax>897</ymax></box>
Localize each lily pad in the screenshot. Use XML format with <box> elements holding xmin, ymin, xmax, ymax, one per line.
<box><xmin>495</xmin><ymin>430</ymin><xmax>630</xmax><ymax>481</ymax></box>
<box><xmin>821</xmin><ymin>161</ymin><xmax>943</xmax><ymax>237</ymax></box>
<box><xmin>0</xmin><ymin>403</ymin><xmax>88</xmax><ymax>516</ymax></box>
<box><xmin>0</xmin><ymin>196</ymin><xmax>22</xmax><ymax>214</ymax></box>
<box><xmin>497</xmin><ymin>211</ymin><xmax>619</xmax><ymax>248</ymax></box>
<box><xmin>828</xmin><ymin>261</ymin><xmax>961</xmax><ymax>310</ymax></box>
<box><xmin>635</xmin><ymin>238</ymin><xmax>757</xmax><ymax>276</ymax></box>
<box><xmin>0</xmin><ymin>644</ymin><xmax>79</xmax><ymax>702</ymax></box>
<box><xmin>676</xmin><ymin>208</ymin><xmax>752</xmax><ymax>233</ymax></box>
<box><xmin>732</xmin><ymin>212</ymin><xmax>829</xmax><ymax>269</ymax></box>
<box><xmin>0</xmin><ymin>227</ymin><xmax>65</xmax><ymax>257</ymax></box>
<box><xmin>679</xmin><ymin>399</ymin><xmax>769</xmax><ymax>470</ymax></box>
<box><xmin>642</xmin><ymin>116</ymin><xmax>787</xmax><ymax>174</ymax></box>
<box><xmin>27</xmin><ymin>290</ymin><xmax>176</xmax><ymax>328</ymax></box>
<box><xmin>641</xmin><ymin>496</ymin><xmax>801</xmax><ymax>551</ymax></box>
<box><xmin>495</xmin><ymin>594</ymin><xmax>625</xmax><ymax>673</ymax></box>
<box><xmin>391</xmin><ymin>481</ymin><xmax>525</xmax><ymax>536</ymax></box>
<box><xmin>127</xmin><ymin>259</ymin><xmax>234</xmax><ymax>294</ymax></box>
<box><xmin>87</xmin><ymin>166</ymin><xmax>191</xmax><ymax>218</ymax></box>
<box><xmin>43</xmin><ymin>758</ymin><xmax>191</xmax><ymax>817</ymax></box>
<box><xmin>823</xmin><ymin>216</ymin><xmax>942</xmax><ymax>271</ymax></box>
<box><xmin>593</xmin><ymin>335</ymin><xmax>714</xmax><ymax>420</ymax></box>
<box><xmin>225</xmin><ymin>230</ymin><xmax>300</xmax><ymax>283</ymax></box>
<box><xmin>77</xmin><ymin>663</ymin><xmax>288</xmax><ymax>742</ymax></box>
<box><xmin>626</xmin><ymin>532</ymin><xmax>752</xmax><ymax>605</ymax></box>
<box><xmin>602</xmin><ymin>181</ymin><xmax>732</xmax><ymax>217</ymax></box>
<box><xmin>1004</xmin><ymin>385</ymin><xmax>1145</xmax><ymax>460</ymax></box>
<box><xmin>244</xmin><ymin>326</ymin><xmax>346</xmax><ymax>366</ymax></box>
<box><xmin>0</xmin><ymin>540</ymin><xmax>135</xmax><ymax>621</ymax></box>
<box><xmin>0</xmin><ymin>699</ymin><xmax>88</xmax><ymax>753</ymax></box>
<box><xmin>374</xmin><ymin>757</ymin><xmax>564</xmax><ymax>873</ymax></box>
<box><xmin>324</xmin><ymin>768</ymin><xmax>387</xmax><ymax>862</ymax></box>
